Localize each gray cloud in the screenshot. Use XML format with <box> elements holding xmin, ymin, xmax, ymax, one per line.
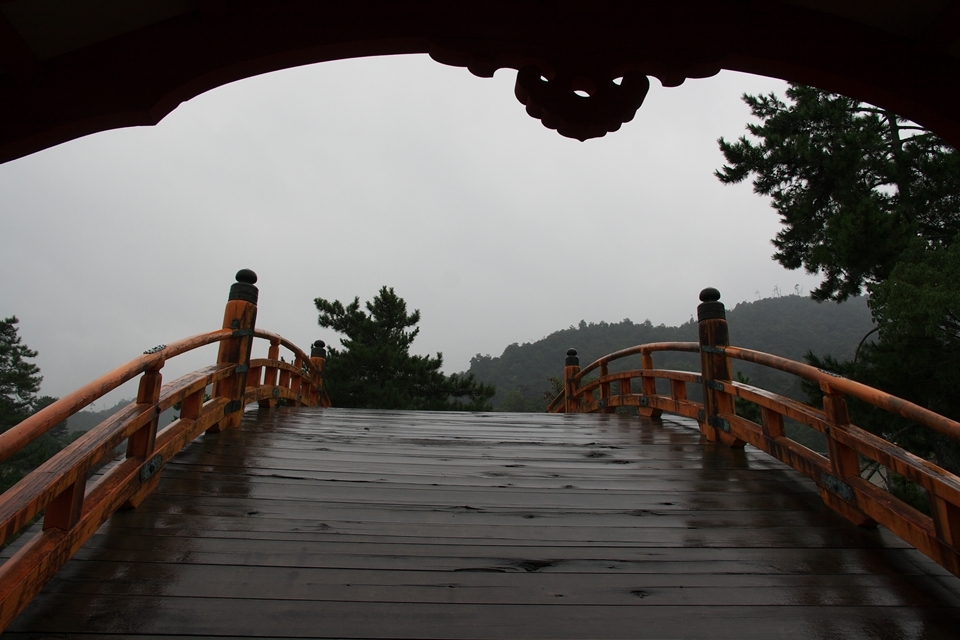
<box><xmin>0</xmin><ymin>55</ymin><xmax>821</xmax><ymax>404</ymax></box>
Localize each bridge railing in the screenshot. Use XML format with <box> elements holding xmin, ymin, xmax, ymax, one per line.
<box><xmin>0</xmin><ymin>269</ymin><xmax>330</xmax><ymax>630</ymax></box>
<box><xmin>548</xmin><ymin>288</ymin><xmax>960</xmax><ymax>579</ymax></box>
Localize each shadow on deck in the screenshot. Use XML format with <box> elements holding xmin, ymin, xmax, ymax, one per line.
<box><xmin>6</xmin><ymin>408</ymin><xmax>960</xmax><ymax>639</ymax></box>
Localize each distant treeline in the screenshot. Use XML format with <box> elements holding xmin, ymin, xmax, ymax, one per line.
<box><xmin>67</xmin><ymin>399</ymin><xmax>178</xmax><ymax>434</ymax></box>
<box><xmin>467</xmin><ymin>295</ymin><xmax>875</xmax><ymax>412</ymax></box>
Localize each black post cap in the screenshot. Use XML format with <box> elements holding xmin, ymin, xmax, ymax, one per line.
<box><xmin>236</xmin><ymin>269</ymin><xmax>258</xmax><ymax>284</ymax></box>
<box><xmin>697</xmin><ymin>287</ymin><xmax>725</xmax><ymax>321</ymax></box>
<box><xmin>228</xmin><ymin>268</ymin><xmax>259</xmax><ymax>304</ymax></box>
<box><xmin>311</xmin><ymin>340</ymin><xmax>327</xmax><ymax>358</ymax></box>
<box><xmin>699</xmin><ymin>287</ymin><xmax>720</xmax><ymax>302</ymax></box>
<box><xmin>565</xmin><ymin>348</ymin><xmax>579</xmax><ymax>366</ymax></box>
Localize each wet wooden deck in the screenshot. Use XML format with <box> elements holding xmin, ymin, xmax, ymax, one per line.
<box><xmin>6</xmin><ymin>408</ymin><xmax>960</xmax><ymax>638</ymax></box>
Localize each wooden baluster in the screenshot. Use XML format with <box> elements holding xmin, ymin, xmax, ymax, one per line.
<box><xmin>119</xmin><ymin>362</ymin><xmax>164</xmax><ymax>510</ymax></box>
<box><xmin>563</xmin><ymin>349</ymin><xmax>580</xmax><ymax>413</ymax></box>
<box><xmin>179</xmin><ymin>388</ymin><xmax>204</xmax><ymax>423</ymax></box>
<box><xmin>246</xmin><ymin>364</ymin><xmax>261</xmax><ymax>393</ymax></box>
<box><xmin>310</xmin><ymin>340</ymin><xmax>330</xmax><ymax>407</ymax></box>
<box><xmin>126</xmin><ymin>363</ymin><xmax>162</xmax><ymax>460</ymax></box>
<box><xmin>43</xmin><ymin>470</ymin><xmax>87</xmax><ymax>531</ymax></box>
<box><xmin>599</xmin><ymin>362</ymin><xmax>614</xmax><ymax>413</ymax></box>
<box><xmin>42</xmin><ymin>477</ymin><xmax>85</xmax><ymax>531</ymax></box>
<box><xmin>259</xmin><ymin>338</ymin><xmax>281</xmax><ymax>409</ymax></box>
<box><xmin>820</xmin><ymin>382</ymin><xmax>874</xmax><ymax>526</ymax></box>
<box><xmin>291</xmin><ymin>354</ymin><xmax>303</xmax><ymax>403</ymax></box>
<box><xmin>670</xmin><ymin>379</ymin><xmax>687</xmax><ymax>403</ymax></box>
<box><xmin>620</xmin><ymin>375</ymin><xmax>631</xmax><ymax>398</ymax></box>
<box><xmin>210</xmin><ymin>269</ymin><xmax>258</xmax><ymax>433</ymax></box>
<box><xmin>697</xmin><ymin>288</ymin><xmax>743</xmax><ymax>448</ymax></box>
<box><xmin>760</xmin><ymin>406</ymin><xmax>785</xmax><ymax>438</ymax></box>
<box><xmin>931</xmin><ymin>494</ymin><xmax>960</xmax><ymax>575</ymax></box>
<box><xmin>639</xmin><ymin>351</ymin><xmax>663</xmax><ymax>418</ymax></box>
<box><xmin>822</xmin><ymin>384</ymin><xmax>858</xmax><ymax>478</ymax></box>
<box><xmin>297</xmin><ymin>353</ymin><xmax>312</xmax><ymax>405</ymax></box>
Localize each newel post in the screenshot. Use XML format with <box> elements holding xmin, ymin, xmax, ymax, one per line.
<box><xmin>258</xmin><ymin>338</ymin><xmax>281</xmax><ymax>409</ymax></box>
<box><xmin>310</xmin><ymin>340</ymin><xmax>330</xmax><ymax>407</ymax></box>
<box><xmin>563</xmin><ymin>348</ymin><xmax>580</xmax><ymax>413</ymax></box>
<box><xmin>639</xmin><ymin>350</ymin><xmax>663</xmax><ymax>418</ymax></box>
<box><xmin>697</xmin><ymin>288</ymin><xmax>743</xmax><ymax>448</ymax></box>
<box><xmin>209</xmin><ymin>269</ymin><xmax>258</xmax><ymax>433</ymax></box>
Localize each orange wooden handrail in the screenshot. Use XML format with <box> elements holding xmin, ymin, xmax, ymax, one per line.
<box><xmin>0</xmin><ymin>329</ymin><xmax>232</xmax><ymax>464</ymax></box>
<box><xmin>721</xmin><ymin>345</ymin><xmax>960</xmax><ymax>443</ymax></box>
<box><xmin>0</xmin><ymin>270</ymin><xmax>329</xmax><ymax>632</ymax></box>
<box><xmin>574</xmin><ymin>341</ymin><xmax>701</xmax><ymax>379</ymax></box>
<box><xmin>548</xmin><ymin>287</ymin><xmax>960</xmax><ymax>579</ymax></box>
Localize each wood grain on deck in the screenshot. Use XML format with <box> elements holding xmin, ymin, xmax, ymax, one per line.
<box><xmin>6</xmin><ymin>408</ymin><xmax>960</xmax><ymax>639</ymax></box>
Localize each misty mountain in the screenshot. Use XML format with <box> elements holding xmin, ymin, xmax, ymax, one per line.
<box><xmin>467</xmin><ymin>295</ymin><xmax>875</xmax><ymax>411</ymax></box>
<box><xmin>67</xmin><ymin>399</ymin><xmax>178</xmax><ymax>434</ymax></box>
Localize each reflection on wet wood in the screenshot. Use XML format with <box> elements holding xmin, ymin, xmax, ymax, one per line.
<box><xmin>6</xmin><ymin>408</ymin><xmax>960</xmax><ymax>639</ymax></box>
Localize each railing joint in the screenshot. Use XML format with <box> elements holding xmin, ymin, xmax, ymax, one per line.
<box><xmin>708</xmin><ymin>415</ymin><xmax>730</xmax><ymax>432</ymax></box>
<box><xmin>821</xmin><ymin>472</ymin><xmax>856</xmax><ymax>503</ymax></box>
<box><xmin>140</xmin><ymin>454</ymin><xmax>164</xmax><ymax>483</ymax></box>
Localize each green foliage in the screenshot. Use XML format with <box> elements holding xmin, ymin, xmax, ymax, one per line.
<box><xmin>719</xmin><ymin>83</ymin><xmax>960</xmax><ymax>482</ymax></box>
<box><xmin>888</xmin><ymin>472</ymin><xmax>931</xmax><ymax>515</ymax></box>
<box><xmin>869</xmin><ymin>236</ymin><xmax>960</xmax><ymax>344</ymax></box>
<box><xmin>717</xmin><ymin>83</ymin><xmax>960</xmax><ymax>303</ymax></box>
<box><xmin>733</xmin><ymin>372</ymin><xmax>761</xmax><ymax>424</ymax></box>
<box><xmin>0</xmin><ymin>325</ymin><xmax>79</xmax><ymax>493</ymax></box>
<box><xmin>0</xmin><ymin>316</ymin><xmax>42</xmax><ymax>431</ymax></box>
<box><xmin>316</xmin><ymin>287</ymin><xmax>494</xmax><ymax>411</ymax></box>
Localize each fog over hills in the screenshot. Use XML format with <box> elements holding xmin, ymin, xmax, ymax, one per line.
<box><xmin>468</xmin><ymin>294</ymin><xmax>875</xmax><ymax>411</ymax></box>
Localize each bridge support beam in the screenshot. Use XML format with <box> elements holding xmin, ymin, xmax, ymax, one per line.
<box><xmin>209</xmin><ymin>269</ymin><xmax>258</xmax><ymax>433</ymax></box>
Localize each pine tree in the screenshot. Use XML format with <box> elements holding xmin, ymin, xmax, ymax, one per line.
<box><xmin>717</xmin><ymin>83</ymin><xmax>960</xmax><ymax>492</ymax></box>
<box><xmin>0</xmin><ymin>319</ymin><xmax>77</xmax><ymax>492</ymax></box>
<box><xmin>315</xmin><ymin>287</ymin><xmax>495</xmax><ymax>411</ymax></box>
<box><xmin>716</xmin><ymin>83</ymin><xmax>960</xmax><ymax>303</ymax></box>
<box><xmin>0</xmin><ymin>316</ymin><xmax>42</xmax><ymax>431</ymax></box>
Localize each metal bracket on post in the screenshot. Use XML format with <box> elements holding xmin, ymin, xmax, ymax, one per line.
<box><xmin>140</xmin><ymin>455</ymin><xmax>164</xmax><ymax>483</ymax></box>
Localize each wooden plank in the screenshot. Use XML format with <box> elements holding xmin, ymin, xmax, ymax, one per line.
<box><xmin>25</xmin><ymin>562</ymin><xmax>955</xmax><ymax>607</ymax></box>
<box><xmin>94</xmin><ymin>506</ymin><xmax>873</xmax><ymax>533</ymax></box>
<box><xmin>6</xmin><ymin>408</ymin><xmax>960</xmax><ymax>639</ymax></box>
<box><xmin>10</xmin><ymin>597</ymin><xmax>960</xmax><ymax>639</ymax></box>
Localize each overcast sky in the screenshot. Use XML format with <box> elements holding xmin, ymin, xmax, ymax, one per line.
<box><xmin>0</xmin><ymin>54</ymin><xmax>823</xmax><ymax>406</ymax></box>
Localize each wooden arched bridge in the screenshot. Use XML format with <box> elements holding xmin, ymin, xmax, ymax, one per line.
<box><xmin>1</xmin><ymin>272</ymin><xmax>959</xmax><ymax>638</ymax></box>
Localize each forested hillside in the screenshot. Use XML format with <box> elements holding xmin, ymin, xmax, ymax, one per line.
<box><xmin>467</xmin><ymin>295</ymin><xmax>874</xmax><ymax>411</ymax></box>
